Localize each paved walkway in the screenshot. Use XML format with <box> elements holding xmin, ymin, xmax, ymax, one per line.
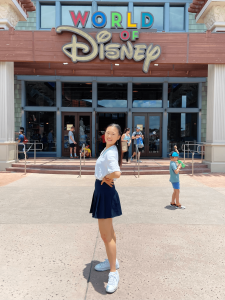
<box><xmin>0</xmin><ymin>173</ymin><xmax>225</xmax><ymax>300</ymax></box>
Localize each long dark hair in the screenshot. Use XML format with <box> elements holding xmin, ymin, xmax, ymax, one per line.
<box><xmin>123</xmin><ymin>128</ymin><xmax>130</xmax><ymax>134</ymax></box>
<box><xmin>106</xmin><ymin>123</ymin><xmax>122</xmax><ymax>167</ymax></box>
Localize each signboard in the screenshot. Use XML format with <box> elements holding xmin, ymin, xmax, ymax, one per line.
<box><xmin>137</xmin><ymin>124</ymin><xmax>143</xmax><ymax>131</ymax></box>
<box><xmin>67</xmin><ymin>124</ymin><xmax>73</xmax><ymax>130</ymax></box>
<box><xmin>56</xmin><ymin>10</ymin><xmax>161</xmax><ymax>74</ymax></box>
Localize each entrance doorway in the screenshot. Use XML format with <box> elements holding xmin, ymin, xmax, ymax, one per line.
<box><xmin>96</xmin><ymin>113</ymin><xmax>127</xmax><ymax>156</ymax></box>
<box><xmin>62</xmin><ymin>112</ymin><xmax>92</xmax><ymax>157</ymax></box>
<box><xmin>133</xmin><ymin>113</ymin><xmax>162</xmax><ymax>157</ymax></box>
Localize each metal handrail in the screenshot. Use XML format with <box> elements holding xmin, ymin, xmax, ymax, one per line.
<box><xmin>135</xmin><ymin>144</ymin><xmax>140</xmax><ymax>178</ymax></box>
<box><xmin>182</xmin><ymin>143</ymin><xmax>205</xmax><ymax>164</ymax></box>
<box><xmin>17</xmin><ymin>142</ymin><xmax>43</xmax><ymax>175</ymax></box>
<box><xmin>180</xmin><ymin>142</ymin><xmax>206</xmax><ymax>176</ymax></box>
<box><xmin>78</xmin><ymin>143</ymin><xmax>86</xmax><ymax>178</ymax></box>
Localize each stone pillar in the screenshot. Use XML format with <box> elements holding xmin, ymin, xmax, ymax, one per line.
<box><xmin>205</xmin><ymin>64</ymin><xmax>225</xmax><ymax>172</ymax></box>
<box><xmin>0</xmin><ymin>62</ymin><xmax>17</xmax><ymax>170</ymax></box>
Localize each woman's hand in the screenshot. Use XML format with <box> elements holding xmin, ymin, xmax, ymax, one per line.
<box><xmin>101</xmin><ymin>176</ymin><xmax>114</xmax><ymax>187</ymax></box>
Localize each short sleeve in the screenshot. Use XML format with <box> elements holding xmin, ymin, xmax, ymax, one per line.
<box><xmin>105</xmin><ymin>149</ymin><xmax>120</xmax><ymax>174</ymax></box>
<box><xmin>171</xmin><ymin>162</ymin><xmax>177</xmax><ymax>172</ymax></box>
<box><xmin>132</xmin><ymin>131</ymin><xmax>136</xmax><ymax>137</ymax></box>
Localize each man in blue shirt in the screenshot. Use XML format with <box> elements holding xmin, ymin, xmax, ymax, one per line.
<box><xmin>169</xmin><ymin>151</ymin><xmax>185</xmax><ymax>209</ymax></box>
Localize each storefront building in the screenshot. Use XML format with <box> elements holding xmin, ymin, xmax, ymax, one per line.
<box><xmin>1</xmin><ymin>0</ymin><xmax>225</xmax><ymax>171</ymax></box>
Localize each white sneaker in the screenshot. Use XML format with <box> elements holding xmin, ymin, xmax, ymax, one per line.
<box><xmin>137</xmin><ymin>160</ymin><xmax>142</xmax><ymax>163</ymax></box>
<box><xmin>106</xmin><ymin>271</ymin><xmax>119</xmax><ymax>294</ymax></box>
<box><xmin>94</xmin><ymin>259</ymin><xmax>119</xmax><ymax>272</ymax></box>
<box><xmin>130</xmin><ymin>157</ymin><xmax>133</xmax><ymax>161</ymax></box>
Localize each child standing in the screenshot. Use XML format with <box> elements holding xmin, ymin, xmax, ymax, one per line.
<box><xmin>169</xmin><ymin>150</ymin><xmax>185</xmax><ymax>209</ymax></box>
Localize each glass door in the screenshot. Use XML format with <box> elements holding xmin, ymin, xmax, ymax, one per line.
<box><xmin>133</xmin><ymin>113</ymin><xmax>162</xmax><ymax>157</ymax></box>
<box><xmin>148</xmin><ymin>114</ymin><xmax>162</xmax><ymax>157</ymax></box>
<box><xmin>62</xmin><ymin>112</ymin><xmax>92</xmax><ymax>157</ymax></box>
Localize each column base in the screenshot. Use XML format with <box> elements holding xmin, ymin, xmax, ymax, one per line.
<box><xmin>204</xmin><ymin>143</ymin><xmax>225</xmax><ymax>173</ymax></box>
<box><xmin>0</xmin><ymin>142</ymin><xmax>17</xmax><ymax>171</ymax></box>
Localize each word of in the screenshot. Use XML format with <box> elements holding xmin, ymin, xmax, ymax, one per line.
<box><xmin>70</xmin><ymin>11</ymin><xmax>154</xmax><ymax>29</ymax></box>
<box><xmin>56</xmin><ymin>26</ymin><xmax>161</xmax><ymax>74</ymax></box>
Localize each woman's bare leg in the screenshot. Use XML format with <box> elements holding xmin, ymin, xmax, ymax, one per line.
<box><xmin>98</xmin><ymin>218</ymin><xmax>117</xmax><ymax>273</ymax></box>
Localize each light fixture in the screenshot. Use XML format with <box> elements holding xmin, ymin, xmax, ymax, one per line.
<box><xmin>154</xmin><ymin>64</ymin><xmax>159</xmax><ymax>66</ymax></box>
<box><xmin>115</xmin><ymin>64</ymin><xmax>120</xmax><ymax>66</ymax></box>
<box><xmin>46</xmin><ymin>122</ymin><xmax>49</xmax><ymax>124</ymax></box>
<box><xmin>86</xmin><ymin>83</ymin><xmax>92</xmax><ymax>85</ymax></box>
<box><xmin>133</xmin><ymin>91</ymin><xmax>138</xmax><ymax>93</ymax></box>
<box><xmin>63</xmin><ymin>62</ymin><xmax>68</xmax><ymax>65</ymax></box>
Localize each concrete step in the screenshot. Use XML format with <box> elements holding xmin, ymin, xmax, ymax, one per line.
<box><xmin>11</xmin><ymin>163</ymin><xmax>209</xmax><ymax>171</ymax></box>
<box><xmin>6</xmin><ymin>167</ymin><xmax>211</xmax><ymax>175</ymax></box>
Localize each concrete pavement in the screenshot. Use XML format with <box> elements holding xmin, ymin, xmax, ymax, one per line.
<box><xmin>0</xmin><ymin>173</ymin><xmax>225</xmax><ymax>300</ymax></box>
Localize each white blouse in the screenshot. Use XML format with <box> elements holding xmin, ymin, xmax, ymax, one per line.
<box><xmin>95</xmin><ymin>145</ymin><xmax>121</xmax><ymax>180</ymax></box>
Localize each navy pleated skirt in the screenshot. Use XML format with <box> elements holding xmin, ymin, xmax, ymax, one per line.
<box><xmin>90</xmin><ymin>180</ymin><xmax>122</xmax><ymax>219</ymax></box>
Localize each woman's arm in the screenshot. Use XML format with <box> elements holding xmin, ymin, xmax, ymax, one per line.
<box><xmin>121</xmin><ymin>134</ymin><xmax>126</xmax><ymax>142</ymax></box>
<box><xmin>105</xmin><ymin>171</ymin><xmax>121</xmax><ymax>179</ymax></box>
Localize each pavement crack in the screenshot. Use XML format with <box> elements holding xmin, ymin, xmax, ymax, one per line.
<box><xmin>84</xmin><ymin>228</ymin><xmax>99</xmax><ymax>300</ymax></box>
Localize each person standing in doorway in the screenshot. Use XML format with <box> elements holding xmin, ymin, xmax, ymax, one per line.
<box><xmin>131</xmin><ymin>126</ymin><xmax>144</xmax><ymax>163</ymax></box>
<box><xmin>48</xmin><ymin>129</ymin><xmax>54</xmax><ymax>151</ymax></box>
<box><xmin>121</xmin><ymin>128</ymin><xmax>131</xmax><ymax>163</ymax></box>
<box><xmin>68</xmin><ymin>126</ymin><xmax>77</xmax><ymax>158</ymax></box>
<box><xmin>90</xmin><ymin>124</ymin><xmax>122</xmax><ymax>294</ymax></box>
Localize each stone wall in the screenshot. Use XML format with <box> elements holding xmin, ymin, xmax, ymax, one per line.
<box><xmin>14</xmin><ymin>77</ymin><xmax>22</xmax><ymax>133</ymax></box>
<box><xmin>189</xmin><ymin>12</ymin><xmax>206</xmax><ymax>33</ymax></box>
<box><xmin>201</xmin><ymin>81</ymin><xmax>207</xmax><ymax>142</ymax></box>
<box><xmin>15</xmin><ymin>2</ymin><xmax>36</xmax><ymax>30</ymax></box>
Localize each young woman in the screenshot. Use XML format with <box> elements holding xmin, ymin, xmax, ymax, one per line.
<box><xmin>90</xmin><ymin>124</ymin><xmax>122</xmax><ymax>294</ymax></box>
<box><xmin>121</xmin><ymin>128</ymin><xmax>131</xmax><ymax>163</ymax></box>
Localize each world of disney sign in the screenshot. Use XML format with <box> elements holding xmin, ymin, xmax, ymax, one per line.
<box><xmin>56</xmin><ymin>10</ymin><xmax>161</xmax><ymax>74</ymax></box>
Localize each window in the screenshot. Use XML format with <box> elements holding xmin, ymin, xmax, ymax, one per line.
<box><xmin>26</xmin><ymin>112</ymin><xmax>56</xmax><ymax>152</ymax></box>
<box><xmin>62</xmin><ymin>83</ymin><xmax>92</xmax><ymax>107</ymax></box>
<box><xmin>167</xmin><ymin>113</ymin><xmax>198</xmax><ymax>153</ymax></box>
<box><xmin>168</xmin><ymin>83</ymin><xmax>198</xmax><ymax>108</ymax></box>
<box><xmin>41</xmin><ymin>5</ymin><xmax>55</xmax><ymax>29</ymax></box>
<box><xmin>97</xmin><ymin>6</ymin><xmax>128</xmax><ymax>29</ymax></box>
<box><xmin>133</xmin><ymin>83</ymin><xmax>163</xmax><ymax>108</ymax></box>
<box><xmin>134</xmin><ymin>6</ymin><xmax>164</xmax><ymax>31</ymax></box>
<box><xmin>26</xmin><ymin>82</ymin><xmax>56</xmax><ymax>106</ymax></box>
<box><xmin>61</xmin><ymin>5</ymin><xmax>92</xmax><ymax>27</ymax></box>
<box><xmin>169</xmin><ymin>6</ymin><xmax>185</xmax><ymax>31</ymax></box>
<box><xmin>98</xmin><ymin>83</ymin><xmax>127</xmax><ymax>108</ymax></box>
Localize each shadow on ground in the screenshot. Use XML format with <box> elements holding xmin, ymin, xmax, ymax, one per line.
<box><xmin>83</xmin><ymin>260</ymin><xmax>109</xmax><ymax>296</ymax></box>
<box><xmin>164</xmin><ymin>205</ymin><xmax>177</xmax><ymax>210</ymax></box>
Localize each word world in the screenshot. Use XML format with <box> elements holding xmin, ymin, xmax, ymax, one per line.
<box><xmin>56</xmin><ymin>26</ymin><xmax>161</xmax><ymax>74</ymax></box>
<box><xmin>69</xmin><ymin>11</ymin><xmax>154</xmax><ymax>29</ymax></box>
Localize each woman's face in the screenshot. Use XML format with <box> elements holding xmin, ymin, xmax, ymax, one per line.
<box><xmin>127</xmin><ymin>130</ymin><xmax>130</xmax><ymax>134</ymax></box>
<box><xmin>105</xmin><ymin>126</ymin><xmax>120</xmax><ymax>147</ymax></box>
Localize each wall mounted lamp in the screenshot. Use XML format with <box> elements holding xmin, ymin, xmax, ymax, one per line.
<box><xmin>21</xmin><ymin>107</ymin><xmax>24</xmax><ymax>111</ymax></box>
<box><xmin>57</xmin><ymin>107</ymin><xmax>59</xmax><ymax>111</ymax></box>
<box><xmin>199</xmin><ymin>109</ymin><xmax>202</xmax><ymax>112</ymax></box>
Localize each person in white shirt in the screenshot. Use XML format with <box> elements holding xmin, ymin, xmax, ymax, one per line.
<box><xmin>90</xmin><ymin>124</ymin><xmax>122</xmax><ymax>294</ymax></box>
<box><xmin>68</xmin><ymin>126</ymin><xmax>77</xmax><ymax>158</ymax></box>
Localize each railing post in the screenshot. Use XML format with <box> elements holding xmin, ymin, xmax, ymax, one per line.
<box><xmin>34</xmin><ymin>141</ymin><xmax>36</xmax><ymax>165</ymax></box>
<box><xmin>79</xmin><ymin>153</ymin><xmax>82</xmax><ymax>178</ymax></box>
<box><xmin>192</xmin><ymin>152</ymin><xmax>194</xmax><ymax>176</ymax></box>
<box><xmin>24</xmin><ymin>147</ymin><xmax>27</xmax><ymax>175</ymax></box>
<box><xmin>184</xmin><ymin>144</ymin><xmax>185</xmax><ymax>163</ymax></box>
<box><xmin>83</xmin><ymin>143</ymin><xmax>85</xmax><ymax>166</ymax></box>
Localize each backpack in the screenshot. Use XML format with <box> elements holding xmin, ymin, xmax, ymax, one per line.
<box><xmin>136</xmin><ymin>137</ymin><xmax>144</xmax><ymax>148</ymax></box>
<box><xmin>23</xmin><ymin>135</ymin><xmax>28</xmax><ymax>144</ymax></box>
